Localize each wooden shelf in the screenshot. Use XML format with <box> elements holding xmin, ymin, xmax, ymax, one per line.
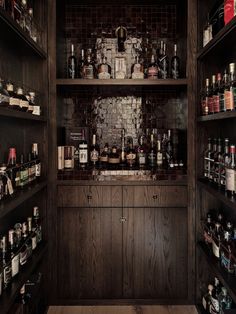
<box><xmin>198</xmin><ymin>178</ymin><xmax>236</xmax><ymax>211</ymax></box>
<box><xmin>198</xmin><ymin>241</ymin><xmax>236</xmax><ymax>304</ymax></box>
<box><xmin>197</xmin><ymin>15</ymin><xmax>236</xmax><ymax>60</ymax></box>
<box><xmin>198</xmin><ymin>111</ymin><xmax>236</xmax><ymax>122</ymax></box>
<box><xmin>0</xmin><ymin>242</ymin><xmax>47</xmax><ymax>314</ymax></box>
<box><xmin>56</xmin><ymin>78</ymin><xmax>188</xmax><ymax>86</ymax></box>
<box><xmin>0</xmin><ymin>7</ymin><xmax>46</xmax><ymax>59</ymax></box>
<box><xmin>0</xmin><ymin>107</ymin><xmax>47</xmax><ymax>122</ymax></box>
<box><xmin>0</xmin><ymin>180</ymin><xmax>47</xmax><ymax>220</ymax></box>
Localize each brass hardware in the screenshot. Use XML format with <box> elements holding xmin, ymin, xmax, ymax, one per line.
<box><xmin>120</xmin><ymin>217</ymin><xmax>127</xmax><ymax>223</ymax></box>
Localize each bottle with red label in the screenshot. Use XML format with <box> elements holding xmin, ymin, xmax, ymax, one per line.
<box><xmin>208</xmin><ymin>75</ymin><xmax>215</xmax><ymax>114</ymax></box>
<box><xmin>214</xmin><ymin>73</ymin><xmax>222</xmax><ymax>113</ymax></box>
<box><xmin>201</xmin><ymin>78</ymin><xmax>210</xmax><ymax>115</ymax></box>
<box><xmin>229</xmin><ymin>63</ymin><xmax>236</xmax><ymax>109</ymax></box>
<box><xmin>224</xmin><ymin>67</ymin><xmax>234</xmax><ymax>111</ymax></box>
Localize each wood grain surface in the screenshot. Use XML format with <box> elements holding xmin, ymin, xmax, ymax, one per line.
<box><xmin>47</xmin><ymin>305</ymin><xmax>197</xmax><ymax>314</ymax></box>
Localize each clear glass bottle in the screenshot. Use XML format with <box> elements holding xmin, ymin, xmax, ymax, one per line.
<box><xmin>79</xmin><ymin>129</ymin><xmax>88</xmax><ymax>168</ymax></box>
<box><xmin>97</xmin><ymin>56</ymin><xmax>111</xmax><ymax>79</ymax></box>
<box><xmin>148</xmin><ymin>133</ymin><xmax>157</xmax><ymax>168</ymax></box>
<box><xmin>131</xmin><ymin>55</ymin><xmax>144</xmax><ymax>79</ymax></box>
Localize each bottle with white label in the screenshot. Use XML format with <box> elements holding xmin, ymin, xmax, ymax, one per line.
<box><xmin>64</xmin><ymin>146</ymin><xmax>73</xmax><ymax>169</ymax></box>
<box><xmin>156</xmin><ymin>136</ymin><xmax>163</xmax><ymax>168</ymax></box>
<box><xmin>226</xmin><ymin>145</ymin><xmax>236</xmax><ymax>196</ymax></box>
<box><xmin>32</xmin><ymin>143</ymin><xmax>41</xmax><ymax>178</ymax></box>
<box><xmin>16</xmin><ymin>87</ymin><xmax>29</xmax><ymax>112</ymax></box>
<box><xmin>6</xmin><ymin>82</ymin><xmax>21</xmax><ymax>110</ymax></box>
<box><xmin>79</xmin><ymin>129</ymin><xmax>88</xmax><ymax>168</ymax></box>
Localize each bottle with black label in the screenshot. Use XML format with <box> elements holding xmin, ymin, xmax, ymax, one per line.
<box><xmin>148</xmin><ymin>133</ymin><xmax>157</xmax><ymax>168</ymax></box>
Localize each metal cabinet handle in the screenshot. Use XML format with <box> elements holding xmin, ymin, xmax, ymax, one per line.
<box><xmin>87</xmin><ymin>195</ymin><xmax>92</xmax><ymax>200</ymax></box>
<box><xmin>152</xmin><ymin>195</ymin><xmax>158</xmax><ymax>200</ymax></box>
<box><xmin>120</xmin><ymin>217</ymin><xmax>127</xmax><ymax>223</ymax></box>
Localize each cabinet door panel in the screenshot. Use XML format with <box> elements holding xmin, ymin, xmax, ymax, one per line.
<box><xmin>123</xmin><ymin>186</ymin><xmax>187</xmax><ymax>208</ymax></box>
<box><xmin>57</xmin><ymin>185</ymin><xmax>122</xmax><ymax>207</ymax></box>
<box><xmin>123</xmin><ymin>207</ymin><xmax>188</xmax><ymax>299</ymax></box>
<box><xmin>57</xmin><ymin>207</ymin><xmax>123</xmax><ymax>299</ymax></box>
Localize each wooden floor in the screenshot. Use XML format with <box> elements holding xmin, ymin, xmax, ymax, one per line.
<box><xmin>47</xmin><ymin>305</ymin><xmax>197</xmax><ymax>314</ymax></box>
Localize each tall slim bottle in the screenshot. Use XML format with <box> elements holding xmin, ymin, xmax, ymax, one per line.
<box><xmin>68</xmin><ymin>44</ymin><xmax>77</xmax><ymax>79</ymax></box>
<box><xmin>225</xmin><ymin>145</ymin><xmax>236</xmax><ymax>196</ymax></box>
<box><xmin>171</xmin><ymin>44</ymin><xmax>180</xmax><ymax>79</ymax></box>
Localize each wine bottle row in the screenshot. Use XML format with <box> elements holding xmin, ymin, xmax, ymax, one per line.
<box><xmin>0</xmin><ymin>0</ymin><xmax>41</xmax><ymax>45</ymax></box>
<box><xmin>202</xmin><ymin>277</ymin><xmax>233</xmax><ymax>313</ymax></box>
<box><xmin>67</xmin><ymin>39</ymin><xmax>180</xmax><ymax>80</ymax></box>
<box><xmin>0</xmin><ymin>79</ymin><xmax>41</xmax><ymax>116</ymax></box>
<box><xmin>58</xmin><ymin>129</ymin><xmax>184</xmax><ymax>171</ymax></box>
<box><xmin>0</xmin><ymin>206</ymin><xmax>42</xmax><ymax>297</ymax></box>
<box><xmin>203</xmin><ymin>208</ymin><xmax>236</xmax><ymax>275</ymax></box>
<box><xmin>200</xmin><ymin>63</ymin><xmax>236</xmax><ymax>115</ymax></box>
<box><xmin>0</xmin><ymin>143</ymin><xmax>41</xmax><ymax>201</ymax></box>
<box><xmin>203</xmin><ymin>137</ymin><xmax>236</xmax><ymax>195</ymax></box>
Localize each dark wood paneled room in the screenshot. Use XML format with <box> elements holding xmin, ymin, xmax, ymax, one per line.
<box><xmin>1</xmin><ymin>0</ymin><xmax>236</xmax><ymax>313</ymax></box>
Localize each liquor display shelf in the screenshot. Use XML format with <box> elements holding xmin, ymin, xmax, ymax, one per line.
<box><xmin>0</xmin><ymin>7</ymin><xmax>46</xmax><ymax>59</ymax></box>
<box><xmin>0</xmin><ymin>242</ymin><xmax>47</xmax><ymax>314</ymax></box>
<box><xmin>198</xmin><ymin>178</ymin><xmax>236</xmax><ymax>211</ymax></box>
<box><xmin>197</xmin><ymin>15</ymin><xmax>236</xmax><ymax>60</ymax></box>
<box><xmin>0</xmin><ymin>107</ymin><xmax>46</xmax><ymax>122</ymax></box>
<box><xmin>0</xmin><ymin>180</ymin><xmax>47</xmax><ymax>220</ymax></box>
<box><xmin>56</xmin><ymin>78</ymin><xmax>188</xmax><ymax>87</ymax></box>
<box><xmin>198</xmin><ymin>111</ymin><xmax>236</xmax><ymax>122</ymax></box>
<box><xmin>198</xmin><ymin>241</ymin><xmax>236</xmax><ymax>304</ymax></box>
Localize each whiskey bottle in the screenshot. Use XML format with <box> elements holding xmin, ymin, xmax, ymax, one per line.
<box><xmin>220</xmin><ymin>138</ymin><xmax>230</xmax><ymax>188</ymax></box>
<box><xmin>212</xmin><ymin>222</ymin><xmax>223</xmax><ymax>259</ymax></box>
<box><xmin>201</xmin><ymin>78</ymin><xmax>210</xmax><ymax>115</ymax></box>
<box><xmin>204</xmin><ymin>138</ymin><xmax>212</xmax><ymax>179</ymax></box>
<box><xmin>79</xmin><ymin>129</ymin><xmax>88</xmax><ymax>168</ymax></box>
<box><xmin>100</xmin><ymin>143</ymin><xmax>109</xmax><ymax>166</ymax></box>
<box><xmin>108</xmin><ymin>146</ymin><xmax>120</xmax><ymax>165</ymax></box>
<box><xmin>209</xmin><ymin>138</ymin><xmax>217</xmax><ymax>182</ymax></box>
<box><xmin>16</xmin><ymin>87</ymin><xmax>29</xmax><ymax>112</ymax></box>
<box><xmin>208</xmin><ymin>75</ymin><xmax>215</xmax><ymax>115</ymax></box>
<box><xmin>120</xmin><ymin>129</ymin><xmax>126</xmax><ymax>166</ymax></box>
<box><xmin>211</xmin><ymin>277</ymin><xmax>221</xmax><ymax>313</ymax></box>
<box><xmin>147</xmin><ymin>55</ymin><xmax>158</xmax><ymax>79</ymax></box>
<box><xmin>64</xmin><ymin>146</ymin><xmax>73</xmax><ymax>169</ymax></box>
<box><xmin>137</xmin><ymin>135</ymin><xmax>146</xmax><ymax>168</ymax></box>
<box><xmin>156</xmin><ymin>135</ymin><xmax>163</xmax><ymax>168</ymax></box>
<box><xmin>220</xmin><ymin>231</ymin><xmax>235</xmax><ymax>274</ymax></box>
<box><xmin>1</xmin><ymin>235</ymin><xmax>12</xmax><ymax>289</ymax></box>
<box><xmin>213</xmin><ymin>73</ymin><xmax>221</xmax><ymax>114</ymax></box>
<box><xmin>229</xmin><ymin>63</ymin><xmax>236</xmax><ymax>109</ymax></box>
<box><xmin>68</xmin><ymin>44</ymin><xmax>77</xmax><ymax>79</ymax></box>
<box><xmin>159</xmin><ymin>42</ymin><xmax>169</xmax><ymax>79</ymax></box>
<box><xmin>126</xmin><ymin>138</ymin><xmax>136</xmax><ymax>167</ymax></box>
<box><xmin>90</xmin><ymin>134</ymin><xmax>99</xmax><ymax>165</ymax></box>
<box><xmin>7</xmin><ymin>147</ymin><xmax>17</xmax><ymax>192</ymax></box>
<box><xmin>213</xmin><ymin>138</ymin><xmax>222</xmax><ymax>185</ymax></box>
<box><xmin>131</xmin><ymin>55</ymin><xmax>144</xmax><ymax>79</ymax></box>
<box><xmin>8</xmin><ymin>229</ymin><xmax>19</xmax><ymax>278</ymax></box>
<box><xmin>148</xmin><ymin>133</ymin><xmax>157</xmax><ymax>168</ymax></box>
<box><xmin>78</xmin><ymin>49</ymin><xmax>85</xmax><ymax>78</ymax></box>
<box><xmin>19</xmin><ymin>154</ymin><xmax>28</xmax><ymax>188</ymax></box>
<box><xmin>171</xmin><ymin>44</ymin><xmax>180</xmax><ymax>79</ymax></box>
<box><xmin>0</xmin><ymin>79</ymin><xmax>9</xmax><ymax>106</ymax></box>
<box><xmin>32</xmin><ymin>143</ymin><xmax>41</xmax><ymax>178</ymax></box>
<box><xmin>82</xmin><ymin>53</ymin><xmax>95</xmax><ymax>79</ymax></box>
<box><xmin>6</xmin><ymin>82</ymin><xmax>20</xmax><ymax>110</ymax></box>
<box><xmin>33</xmin><ymin>206</ymin><xmax>42</xmax><ymax>244</ymax></box>
<box><xmin>225</xmin><ymin>144</ymin><xmax>236</xmax><ymax>196</ymax></box>
<box><xmin>202</xmin><ymin>284</ymin><xmax>214</xmax><ymax>312</ymax></box>
<box><xmin>97</xmin><ymin>56</ymin><xmax>111</xmax><ymax>79</ymax></box>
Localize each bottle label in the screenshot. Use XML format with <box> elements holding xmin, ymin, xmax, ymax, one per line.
<box><xmin>36</xmin><ymin>162</ymin><xmax>41</xmax><ymax>176</ymax></box>
<box><xmin>148</xmin><ymin>153</ymin><xmax>156</xmax><ymax>166</ymax></box>
<box><xmin>64</xmin><ymin>159</ymin><xmax>73</xmax><ymax>169</ymax></box>
<box><xmin>20</xmin><ymin>169</ymin><xmax>28</xmax><ymax>186</ymax></box>
<box><xmin>7</xmin><ymin>177</ymin><xmax>14</xmax><ymax>195</ymax></box>
<box><xmin>126</xmin><ymin>153</ymin><xmax>136</xmax><ymax>165</ymax></box>
<box><xmin>90</xmin><ymin>150</ymin><xmax>99</xmax><ymax>163</ymax></box>
<box><xmin>213</xmin><ymin>95</ymin><xmax>220</xmax><ymax>113</ymax></box>
<box><xmin>79</xmin><ymin>149</ymin><xmax>88</xmax><ymax>163</ymax></box>
<box><xmin>224</xmin><ymin>90</ymin><xmax>234</xmax><ymax>110</ymax></box>
<box><xmin>4</xmin><ymin>265</ymin><xmax>12</xmax><ymax>286</ymax></box>
<box><xmin>9</xmin><ymin>97</ymin><xmax>20</xmax><ymax>107</ymax></box>
<box><xmin>11</xmin><ymin>254</ymin><xmax>19</xmax><ymax>277</ymax></box>
<box><xmin>84</xmin><ymin>65</ymin><xmax>94</xmax><ymax>79</ymax></box>
<box><xmin>208</xmin><ymin>96</ymin><xmax>214</xmax><ymax>113</ymax></box>
<box><xmin>138</xmin><ymin>153</ymin><xmax>146</xmax><ymax>165</ymax></box>
<box><xmin>98</xmin><ymin>65</ymin><xmax>110</xmax><ymax>79</ymax></box>
<box><xmin>31</xmin><ymin>164</ymin><xmax>36</xmax><ymax>180</ymax></box>
<box><xmin>212</xmin><ymin>240</ymin><xmax>220</xmax><ymax>258</ymax></box>
<box><xmin>226</xmin><ymin>168</ymin><xmax>235</xmax><ymax>191</ymax></box>
<box><xmin>157</xmin><ymin>152</ymin><xmax>163</xmax><ymax>165</ymax></box>
<box><xmin>132</xmin><ymin>64</ymin><xmax>144</xmax><ymax>79</ymax></box>
<box><xmin>100</xmin><ymin>155</ymin><xmax>108</xmax><ymax>163</ymax></box>
<box><xmin>32</xmin><ymin>105</ymin><xmax>41</xmax><ymax>115</ymax></box>
<box><xmin>20</xmin><ymin>100</ymin><xmax>29</xmax><ymax>109</ymax></box>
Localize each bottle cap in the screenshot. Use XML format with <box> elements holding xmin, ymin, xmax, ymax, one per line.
<box><xmin>17</xmin><ymin>87</ymin><xmax>23</xmax><ymax>95</ymax></box>
<box><xmin>230</xmin><ymin>145</ymin><xmax>235</xmax><ymax>153</ymax></box>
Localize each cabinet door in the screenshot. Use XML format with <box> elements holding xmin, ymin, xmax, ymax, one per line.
<box><xmin>122</xmin><ymin>207</ymin><xmax>188</xmax><ymax>299</ymax></box>
<box><xmin>57</xmin><ymin>207</ymin><xmax>123</xmax><ymax>299</ymax></box>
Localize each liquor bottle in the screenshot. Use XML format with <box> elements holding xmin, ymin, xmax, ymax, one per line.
<box><xmin>13</xmin><ymin>0</ymin><xmax>22</xmax><ymax>25</ymax></box>
<box><xmin>156</xmin><ymin>135</ymin><xmax>163</xmax><ymax>168</ymax></box>
<box><xmin>226</xmin><ymin>145</ymin><xmax>236</xmax><ymax>196</ymax></box>
<box><xmin>220</xmin><ymin>138</ymin><xmax>230</xmax><ymax>188</ymax></box>
<box><xmin>79</xmin><ymin>129</ymin><xmax>88</xmax><ymax>168</ymax></box>
<box><xmin>19</xmin><ymin>0</ymin><xmax>27</xmax><ymax>31</ymax></box>
<box><xmin>28</xmin><ymin>8</ymin><xmax>38</xmax><ymax>43</ymax></box>
<box><xmin>208</xmin><ymin>75</ymin><xmax>216</xmax><ymax>114</ymax></box>
<box><xmin>0</xmin><ymin>79</ymin><xmax>9</xmax><ymax>106</ymax></box>
<box><xmin>220</xmin><ymin>230</ymin><xmax>235</xmax><ymax>274</ymax></box>
<box><xmin>229</xmin><ymin>63</ymin><xmax>236</xmax><ymax>109</ymax></box>
<box><xmin>68</xmin><ymin>44</ymin><xmax>77</xmax><ymax>79</ymax></box>
<box><xmin>27</xmin><ymin>152</ymin><xmax>33</xmax><ymax>183</ymax></box>
<box><xmin>100</xmin><ymin>143</ymin><xmax>109</xmax><ymax>167</ymax></box>
<box><xmin>159</xmin><ymin>43</ymin><xmax>169</xmax><ymax>79</ymax></box>
<box><xmin>90</xmin><ymin>134</ymin><xmax>99</xmax><ymax>165</ymax></box>
<box><xmin>97</xmin><ymin>56</ymin><xmax>111</xmax><ymax>79</ymax></box>
<box><xmin>26</xmin><ymin>92</ymin><xmax>34</xmax><ymax>113</ymax></box>
<box><xmin>147</xmin><ymin>55</ymin><xmax>158</xmax><ymax>80</ymax></box>
<box><xmin>108</xmin><ymin>146</ymin><xmax>120</xmax><ymax>165</ymax></box>
<box><xmin>224</xmin><ymin>64</ymin><xmax>234</xmax><ymax>111</ymax></box>
<box><xmin>204</xmin><ymin>212</ymin><xmax>214</xmax><ymax>245</ymax></box>
<box><xmin>16</xmin><ymin>87</ymin><xmax>29</xmax><ymax>112</ymax></box>
<box><xmin>218</xmin><ymin>287</ymin><xmax>232</xmax><ymax>313</ymax></box>
<box><xmin>19</xmin><ymin>154</ymin><xmax>28</xmax><ymax>188</ymax></box>
<box><xmin>148</xmin><ymin>133</ymin><xmax>156</xmax><ymax>168</ymax></box>
<box><xmin>1</xmin><ymin>235</ymin><xmax>12</xmax><ymax>289</ymax></box>
<box><xmin>209</xmin><ymin>139</ymin><xmax>217</xmax><ymax>182</ymax></box>
<box><xmin>78</xmin><ymin>49</ymin><xmax>85</xmax><ymax>78</ymax></box>
<box><xmin>131</xmin><ymin>55</ymin><xmax>144</xmax><ymax>79</ymax></box>
<box><xmin>64</xmin><ymin>146</ymin><xmax>73</xmax><ymax>170</ymax></box>
<box><xmin>211</xmin><ymin>277</ymin><xmax>221</xmax><ymax>313</ymax></box>
<box><xmin>7</xmin><ymin>147</ymin><xmax>16</xmax><ymax>192</ymax></box>
<box><xmin>8</xmin><ymin>229</ymin><xmax>19</xmax><ymax>278</ymax></box>
<box><xmin>120</xmin><ymin>129</ymin><xmax>126</xmax><ymax>166</ymax></box>
<box><xmin>32</xmin><ymin>143</ymin><xmax>41</xmax><ymax>178</ymax></box>
<box><xmin>6</xmin><ymin>82</ymin><xmax>20</xmax><ymax>110</ymax></box>
<box><xmin>212</xmin><ymin>222</ymin><xmax>223</xmax><ymax>259</ymax></box>
<box><xmin>201</xmin><ymin>78</ymin><xmax>210</xmax><ymax>115</ymax></box>
<box><xmin>82</xmin><ymin>53</ymin><xmax>95</xmax><ymax>79</ymax></box>
<box><xmin>171</xmin><ymin>44</ymin><xmax>180</xmax><ymax>79</ymax></box>
<box><xmin>214</xmin><ymin>73</ymin><xmax>221</xmax><ymax>114</ymax></box>
<box><xmin>114</xmin><ymin>54</ymin><xmax>127</xmax><ymax>79</ymax></box>
<box><xmin>223</xmin><ymin>69</ymin><xmax>231</xmax><ymax>111</ymax></box>
<box><xmin>115</xmin><ymin>25</ymin><xmax>127</xmax><ymax>52</ymax></box>
<box><xmin>126</xmin><ymin>138</ymin><xmax>136</xmax><ymax>167</ymax></box>
<box><xmin>204</xmin><ymin>138</ymin><xmax>212</xmax><ymax>180</ymax></box>
<box><xmin>202</xmin><ymin>284</ymin><xmax>214</xmax><ymax>312</ymax></box>
<box><xmin>213</xmin><ymin>138</ymin><xmax>222</xmax><ymax>185</ymax></box>
<box><xmin>33</xmin><ymin>206</ymin><xmax>42</xmax><ymax>244</ymax></box>
<box><xmin>137</xmin><ymin>135</ymin><xmax>146</xmax><ymax>168</ymax></box>
<box><xmin>166</xmin><ymin>129</ymin><xmax>173</xmax><ymax>167</ymax></box>
<box><xmin>29</xmin><ymin>216</ymin><xmax>37</xmax><ymax>250</ymax></box>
